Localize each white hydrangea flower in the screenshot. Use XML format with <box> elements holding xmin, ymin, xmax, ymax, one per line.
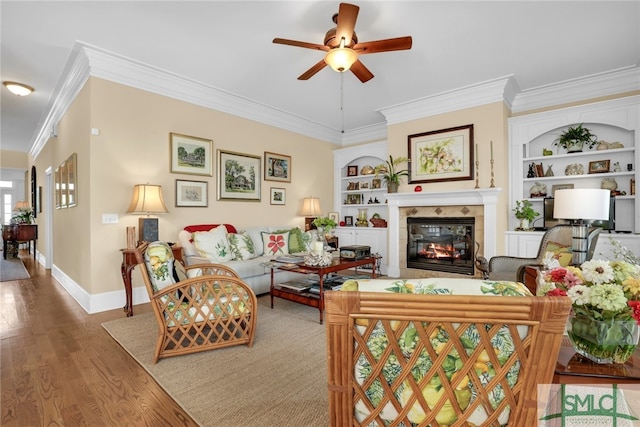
<box><xmin>567</xmin><ymin>285</ymin><xmax>590</xmax><ymax>306</ymax></box>
<box><xmin>580</xmin><ymin>260</ymin><xmax>614</xmax><ymax>285</ymax></box>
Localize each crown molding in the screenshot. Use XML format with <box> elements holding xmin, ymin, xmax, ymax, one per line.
<box><xmin>339</xmin><ymin>121</ymin><xmax>387</xmax><ymax>146</ymax></box>
<box><xmin>378</xmin><ymin>75</ymin><xmax>519</xmax><ymax>125</ymax></box>
<box><xmin>511</xmin><ymin>66</ymin><xmax>640</xmax><ymax>114</ymax></box>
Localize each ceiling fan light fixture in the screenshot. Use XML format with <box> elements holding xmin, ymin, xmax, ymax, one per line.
<box><xmin>325</xmin><ymin>46</ymin><xmax>358</xmax><ymax>72</ymax></box>
<box><xmin>3</xmin><ymin>81</ymin><xmax>34</xmax><ymax>96</ymax></box>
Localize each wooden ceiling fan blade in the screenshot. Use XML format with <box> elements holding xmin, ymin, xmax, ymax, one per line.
<box><xmin>273</xmin><ymin>38</ymin><xmax>329</xmax><ymax>51</ymax></box>
<box><xmin>298</xmin><ymin>60</ymin><xmax>328</xmax><ymax>80</ymax></box>
<box><xmin>335</xmin><ymin>3</ymin><xmax>359</xmax><ymax>47</ymax></box>
<box><xmin>350</xmin><ymin>60</ymin><xmax>374</xmax><ymax>83</ymax></box>
<box><xmin>354</xmin><ymin>36</ymin><xmax>413</xmax><ymax>54</ymax></box>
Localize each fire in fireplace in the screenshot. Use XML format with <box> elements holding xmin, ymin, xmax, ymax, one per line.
<box><xmin>407</xmin><ymin>217</ymin><xmax>475</xmax><ymax>275</ymax></box>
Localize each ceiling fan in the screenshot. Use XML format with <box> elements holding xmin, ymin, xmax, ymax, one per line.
<box><xmin>273</xmin><ymin>2</ymin><xmax>412</xmax><ymax>83</ymax></box>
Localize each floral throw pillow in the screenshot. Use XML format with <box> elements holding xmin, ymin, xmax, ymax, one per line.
<box><xmin>144</xmin><ymin>241</ymin><xmax>177</xmax><ymax>293</ymax></box>
<box><xmin>546</xmin><ymin>241</ymin><xmax>572</xmax><ymax>267</ymax></box>
<box><xmin>193</xmin><ymin>225</ymin><xmax>233</xmax><ymax>262</ymax></box>
<box><xmin>274</xmin><ymin>227</ymin><xmax>306</xmax><ymax>253</ymax></box>
<box><xmin>228</xmin><ymin>232</ymin><xmax>257</xmax><ymax>260</ymax></box>
<box><xmin>261</xmin><ymin>231</ymin><xmax>290</xmax><ymax>256</ymax></box>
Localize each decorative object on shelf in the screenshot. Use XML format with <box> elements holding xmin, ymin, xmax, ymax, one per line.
<box><xmin>596</xmin><ymin>141</ymin><xmax>610</xmax><ymax>150</ymax></box>
<box><xmin>489</xmin><ymin>140</ymin><xmax>495</xmax><ymax>188</ymax></box>
<box><xmin>601</xmin><ymin>178</ymin><xmax>618</xmax><ymax>192</ymax></box>
<box><xmin>588</xmin><ymin>159</ymin><xmax>610</xmax><ymax>174</ymax></box>
<box><xmin>370</xmin><ymin>213</ymin><xmax>387</xmax><ymax>228</ymax></box>
<box><xmin>544</xmin><ymin>165</ymin><xmax>554</xmax><ymax>177</ymax></box>
<box><xmin>554</xmin><ymin>189</ymin><xmax>610</xmax><ymax>265</ymax></box>
<box><xmin>170</xmin><ymin>133</ymin><xmax>213</xmax><ymax>176</ymax></box>
<box><xmin>609</xmin><ymin>141</ymin><xmax>625</xmax><ymax>149</ymax></box>
<box><xmin>344</xmin><ymin>216</ymin><xmax>353</xmax><ymax>226</ymax></box>
<box><xmin>360</xmin><ymin>165</ymin><xmax>375</xmax><ymax>175</ymax></box>
<box><xmin>551</xmin><ymin>183</ymin><xmax>574</xmax><ymax>196</ymax></box>
<box><xmin>565</xmin><ymin>163</ymin><xmax>584</xmax><ymax>176</ymax></box>
<box><xmin>328</xmin><ymin>212</ymin><xmax>339</xmax><ymax>223</ymax></box>
<box><xmin>408</xmin><ymin>124</ymin><xmax>474</xmax><ymax>184</ymax></box>
<box><xmin>474</xmin><ymin>142</ymin><xmax>480</xmax><ymax>188</ymax></box>
<box><xmin>264</xmin><ymin>151</ymin><xmax>291</xmax><ymax>183</ymax></box>
<box><xmin>347</xmin><ymin>181</ymin><xmax>358</xmax><ymax>190</ymax></box>
<box><xmin>346</xmin><ymin>193</ymin><xmax>363</xmax><ymax>204</ymax></box>
<box><xmin>374</xmin><ymin>155</ymin><xmax>409</xmax><ymax>193</ymax></box>
<box><xmin>632</xmin><ymin>178</ymin><xmax>636</xmax><ymax>196</ymax></box>
<box><xmin>527</xmin><ymin>163</ymin><xmax>536</xmax><ymax>178</ymax></box>
<box><xmin>553</xmin><ymin>123</ymin><xmax>598</xmax><ymax>153</ymax></box>
<box><xmin>512</xmin><ymin>199</ymin><xmax>539</xmax><ymax>231</ymax></box>
<box><xmin>175</xmin><ymin>179</ymin><xmax>208</xmax><ymax>207</ymax></box>
<box><xmin>358</xmin><ymin>181</ymin><xmax>369</xmax><ymax>190</ymax></box>
<box><xmin>127</xmin><ymin>184</ymin><xmax>169</xmax><ymax>243</ymax></box>
<box><xmin>538</xmin><ymin>259</ymin><xmax>640</xmax><ymax>364</ymax></box>
<box><xmin>612</xmin><ymin>161</ymin><xmax>622</xmax><ymax>172</ymax></box>
<box><xmin>347</xmin><ymin>165</ymin><xmax>358</xmax><ymax>176</ymax></box>
<box><xmin>627</xmin><ymin>163</ymin><xmax>633</xmax><ymax>172</ymax></box>
<box><xmin>371</xmin><ymin>178</ymin><xmax>381</xmax><ymax>189</ymax></box>
<box><xmin>217</xmin><ymin>150</ymin><xmax>261</xmax><ymax>201</ymax></box>
<box><xmin>356</xmin><ymin>208</ymin><xmax>369</xmax><ymax>227</ymax></box>
<box><xmin>542</xmin><ymin>148</ymin><xmax>553</xmax><ymax>156</ymax></box>
<box><xmin>414</xmin><ymin>185</ymin><xmax>422</xmax><ymax>192</ymax></box>
<box><xmin>529</xmin><ymin>181</ymin><xmax>547</xmax><ymax>198</ymax></box>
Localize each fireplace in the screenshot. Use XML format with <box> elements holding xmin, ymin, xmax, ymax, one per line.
<box><xmin>407</xmin><ymin>217</ymin><xmax>475</xmax><ymax>275</ymax></box>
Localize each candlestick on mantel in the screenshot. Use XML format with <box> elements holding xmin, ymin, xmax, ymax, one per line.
<box><xmin>474</xmin><ymin>143</ymin><xmax>480</xmax><ymax>189</ymax></box>
<box><xmin>490</xmin><ymin>140</ymin><xmax>494</xmax><ymax>161</ymax></box>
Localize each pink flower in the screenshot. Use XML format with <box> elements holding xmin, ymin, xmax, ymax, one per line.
<box><xmin>267</xmin><ymin>234</ymin><xmax>285</xmax><ymax>255</ymax></box>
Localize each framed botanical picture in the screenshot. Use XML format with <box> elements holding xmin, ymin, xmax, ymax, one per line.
<box><xmin>589</xmin><ymin>160</ymin><xmax>610</xmax><ymax>174</ymax></box>
<box><xmin>408</xmin><ymin>124</ymin><xmax>474</xmax><ymax>184</ymax></box>
<box><xmin>176</xmin><ymin>179</ymin><xmax>208</xmax><ymax>207</ymax></box>
<box><xmin>264</xmin><ymin>152</ymin><xmax>291</xmax><ymax>182</ymax></box>
<box><xmin>347</xmin><ymin>165</ymin><xmax>358</xmax><ymax>176</ymax></box>
<box><xmin>344</xmin><ymin>216</ymin><xmax>354</xmax><ymax>226</ymax></box>
<box><xmin>217</xmin><ymin>150</ymin><xmax>261</xmax><ymax>201</ymax></box>
<box><xmin>552</xmin><ymin>183</ymin><xmax>574</xmax><ymax>196</ymax></box>
<box><xmin>328</xmin><ymin>212</ymin><xmax>339</xmax><ymax>223</ymax></box>
<box><xmin>270</xmin><ymin>187</ymin><xmax>286</xmax><ymax>205</ymax></box>
<box><xmin>170</xmin><ymin>133</ymin><xmax>213</xmax><ymax>176</ymax></box>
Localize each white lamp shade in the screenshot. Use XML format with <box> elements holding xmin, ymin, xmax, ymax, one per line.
<box><xmin>324</xmin><ymin>47</ymin><xmax>358</xmax><ymax>72</ymax></box>
<box><xmin>127</xmin><ymin>184</ymin><xmax>168</xmax><ymax>214</ymax></box>
<box><xmin>554</xmin><ymin>189</ymin><xmax>610</xmax><ymax>221</ymax></box>
<box><xmin>299</xmin><ymin>197</ymin><xmax>322</xmax><ymax>216</ymax></box>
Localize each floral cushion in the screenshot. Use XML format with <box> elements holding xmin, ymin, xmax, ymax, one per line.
<box><xmin>144</xmin><ymin>241</ymin><xmax>177</xmax><ymax>293</ymax></box>
<box><xmin>193</xmin><ymin>225</ymin><xmax>233</xmax><ymax>262</ymax></box>
<box><xmin>261</xmin><ymin>231</ymin><xmax>290</xmax><ymax>256</ymax></box>
<box><xmin>228</xmin><ymin>231</ymin><xmax>257</xmax><ymax>260</ymax></box>
<box><xmin>340</xmin><ymin>278</ymin><xmax>531</xmax><ymax>426</ymax></box>
<box><xmin>546</xmin><ymin>241</ymin><xmax>572</xmax><ymax>267</ymax></box>
<box><xmin>273</xmin><ymin>227</ymin><xmax>307</xmax><ymax>253</ymax></box>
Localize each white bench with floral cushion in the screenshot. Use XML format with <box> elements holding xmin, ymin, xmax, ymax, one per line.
<box><xmin>136</xmin><ymin>241</ymin><xmax>258</xmax><ymax>363</ymax></box>
<box><xmin>177</xmin><ymin>224</ymin><xmax>314</xmax><ymax>295</ymax></box>
<box><xmin>325</xmin><ymin>277</ymin><xmax>571</xmax><ymax>426</ymax></box>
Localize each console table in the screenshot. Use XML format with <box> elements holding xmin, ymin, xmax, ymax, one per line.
<box><xmin>2</xmin><ymin>224</ymin><xmax>38</xmax><ymax>260</ymax></box>
<box><xmin>120</xmin><ymin>244</ymin><xmax>183</xmax><ymax>317</ymax></box>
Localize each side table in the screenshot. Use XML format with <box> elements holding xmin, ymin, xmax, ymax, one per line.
<box><xmin>120</xmin><ymin>244</ymin><xmax>183</xmax><ymax>317</ymax></box>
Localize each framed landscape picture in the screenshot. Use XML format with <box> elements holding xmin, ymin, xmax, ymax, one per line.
<box><xmin>264</xmin><ymin>152</ymin><xmax>291</xmax><ymax>182</ymax></box>
<box><xmin>176</xmin><ymin>179</ymin><xmax>208</xmax><ymax>207</ymax></box>
<box><xmin>170</xmin><ymin>133</ymin><xmax>213</xmax><ymax>176</ymax></box>
<box><xmin>217</xmin><ymin>150</ymin><xmax>261</xmax><ymax>201</ymax></box>
<box><xmin>408</xmin><ymin>124</ymin><xmax>474</xmax><ymax>184</ymax></box>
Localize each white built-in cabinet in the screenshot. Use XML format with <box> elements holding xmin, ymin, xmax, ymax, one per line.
<box><xmin>333</xmin><ymin>141</ymin><xmax>388</xmax><ymax>273</ymax></box>
<box><xmin>507</xmin><ymin>96</ymin><xmax>640</xmax><ymax>257</ymax></box>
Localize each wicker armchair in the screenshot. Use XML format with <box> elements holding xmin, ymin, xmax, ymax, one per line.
<box><xmin>476</xmin><ymin>224</ymin><xmax>601</xmax><ymax>282</ymax></box>
<box><xmin>325</xmin><ymin>291</ymin><xmax>571</xmax><ymax>426</ymax></box>
<box><xmin>135</xmin><ymin>242</ymin><xmax>257</xmax><ymax>363</ymax></box>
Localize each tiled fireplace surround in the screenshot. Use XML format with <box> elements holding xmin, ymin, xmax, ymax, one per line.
<box><xmin>386</xmin><ymin>188</ymin><xmax>501</xmax><ymax>278</ymax></box>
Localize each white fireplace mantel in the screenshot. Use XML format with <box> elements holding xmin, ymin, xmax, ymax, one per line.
<box><xmin>386</xmin><ymin>188</ymin><xmax>502</xmax><ymax>277</ymax></box>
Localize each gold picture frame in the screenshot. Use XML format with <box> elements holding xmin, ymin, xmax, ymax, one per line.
<box><xmin>170</xmin><ymin>133</ymin><xmax>213</xmax><ymax>176</ymax></box>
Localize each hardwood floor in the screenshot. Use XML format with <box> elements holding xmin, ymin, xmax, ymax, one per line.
<box><xmin>1</xmin><ymin>251</ymin><xmax>197</xmax><ymax>426</ymax></box>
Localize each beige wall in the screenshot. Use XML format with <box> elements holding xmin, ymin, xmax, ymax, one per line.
<box><xmin>387</xmin><ymin>101</ymin><xmax>509</xmax><ymax>255</ymax></box>
<box><xmin>0</xmin><ymin>150</ymin><xmax>28</xmax><ymax>169</ymax></box>
<box><xmin>38</xmin><ymin>77</ymin><xmax>335</xmax><ymax>296</ymax></box>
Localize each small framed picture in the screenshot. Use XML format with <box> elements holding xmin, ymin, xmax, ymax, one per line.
<box><xmin>589</xmin><ymin>160</ymin><xmax>610</xmax><ymax>174</ymax></box>
<box><xmin>270</xmin><ymin>187</ymin><xmax>286</xmax><ymax>205</ymax></box>
<box><xmin>371</xmin><ymin>178</ymin><xmax>381</xmax><ymax>189</ymax></box>
<box><xmin>358</xmin><ymin>181</ymin><xmax>369</xmax><ymax>190</ymax></box>
<box><xmin>264</xmin><ymin>152</ymin><xmax>291</xmax><ymax>182</ymax></box>
<box><xmin>344</xmin><ymin>216</ymin><xmax>354</xmax><ymax>226</ymax></box>
<box><xmin>347</xmin><ymin>181</ymin><xmax>358</xmax><ymax>191</ymax></box>
<box><xmin>347</xmin><ymin>194</ymin><xmax>362</xmax><ymax>205</ymax></box>
<box><xmin>176</xmin><ymin>179</ymin><xmax>208</xmax><ymax>207</ymax></box>
<box><xmin>552</xmin><ymin>183</ymin><xmax>574</xmax><ymax>196</ymax></box>
<box><xmin>328</xmin><ymin>212</ymin><xmax>339</xmax><ymax>223</ymax></box>
<box><xmin>347</xmin><ymin>165</ymin><xmax>358</xmax><ymax>176</ymax></box>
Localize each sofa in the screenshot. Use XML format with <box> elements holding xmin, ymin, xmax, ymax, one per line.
<box><xmin>177</xmin><ymin>224</ymin><xmax>313</xmax><ymax>295</ymax></box>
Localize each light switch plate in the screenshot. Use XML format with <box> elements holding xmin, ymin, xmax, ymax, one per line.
<box><xmin>102</xmin><ymin>213</ymin><xmax>118</xmax><ymax>224</ymax></box>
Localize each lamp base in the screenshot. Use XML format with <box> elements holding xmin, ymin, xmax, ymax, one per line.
<box><xmin>571</xmin><ymin>222</ymin><xmax>588</xmax><ymax>266</ymax></box>
<box><xmin>138</xmin><ymin>217</ymin><xmax>159</xmax><ymax>243</ymax></box>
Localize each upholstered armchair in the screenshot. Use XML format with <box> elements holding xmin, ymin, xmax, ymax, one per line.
<box><xmin>134</xmin><ymin>242</ymin><xmax>257</xmax><ymax>363</ymax></box>
<box><xmin>476</xmin><ymin>224</ymin><xmax>601</xmax><ymax>282</ymax></box>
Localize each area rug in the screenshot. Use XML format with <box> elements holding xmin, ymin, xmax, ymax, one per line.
<box><xmin>102</xmin><ymin>296</ymin><xmax>329</xmax><ymax>426</ymax></box>
<box><xmin>0</xmin><ymin>255</ymin><xmax>30</xmax><ymax>281</ymax></box>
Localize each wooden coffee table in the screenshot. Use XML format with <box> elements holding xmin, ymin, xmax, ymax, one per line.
<box><xmin>270</xmin><ymin>256</ymin><xmax>377</xmax><ymax>324</ymax></box>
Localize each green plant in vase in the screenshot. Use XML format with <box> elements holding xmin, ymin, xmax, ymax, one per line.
<box><xmin>512</xmin><ymin>200</ymin><xmax>539</xmax><ymax>231</ymax></box>
<box><xmin>374</xmin><ymin>155</ymin><xmax>409</xmax><ymax>193</ymax></box>
<box><xmin>553</xmin><ymin>123</ymin><xmax>598</xmax><ymax>153</ymax></box>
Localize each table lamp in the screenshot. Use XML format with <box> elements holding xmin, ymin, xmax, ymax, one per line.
<box><xmin>126</xmin><ymin>184</ymin><xmax>169</xmax><ymax>243</ymax></box>
<box><xmin>553</xmin><ymin>188</ymin><xmax>610</xmax><ymax>265</ymax></box>
<box><xmin>300</xmin><ymin>197</ymin><xmax>322</xmax><ymax>231</ymax></box>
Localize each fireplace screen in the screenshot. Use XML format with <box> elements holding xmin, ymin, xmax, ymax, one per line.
<box><xmin>407</xmin><ymin>217</ymin><xmax>475</xmax><ymax>275</ymax></box>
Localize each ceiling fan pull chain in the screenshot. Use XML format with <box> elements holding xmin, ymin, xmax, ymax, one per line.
<box><xmin>341</xmin><ymin>72</ymin><xmax>345</xmax><ymax>134</ymax></box>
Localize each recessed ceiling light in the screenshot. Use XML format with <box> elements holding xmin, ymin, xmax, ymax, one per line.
<box><xmin>3</xmin><ymin>81</ymin><xmax>34</xmax><ymax>96</ymax></box>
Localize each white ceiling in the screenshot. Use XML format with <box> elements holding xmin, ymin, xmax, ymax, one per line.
<box><xmin>2</xmin><ymin>1</ymin><xmax>639</xmax><ymax>154</ymax></box>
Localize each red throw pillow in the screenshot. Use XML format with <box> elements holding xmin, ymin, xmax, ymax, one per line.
<box><xmin>184</xmin><ymin>224</ymin><xmax>237</xmax><ymax>234</ymax></box>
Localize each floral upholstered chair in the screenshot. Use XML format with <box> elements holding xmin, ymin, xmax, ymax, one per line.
<box><xmin>135</xmin><ymin>241</ymin><xmax>258</xmax><ymax>363</ymax></box>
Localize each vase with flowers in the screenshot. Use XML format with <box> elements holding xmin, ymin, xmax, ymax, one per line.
<box><xmin>538</xmin><ymin>259</ymin><xmax>640</xmax><ymax>363</ymax></box>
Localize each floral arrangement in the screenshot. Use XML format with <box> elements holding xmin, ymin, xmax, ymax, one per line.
<box><xmin>538</xmin><ymin>259</ymin><xmax>640</xmax><ymax>363</ymax></box>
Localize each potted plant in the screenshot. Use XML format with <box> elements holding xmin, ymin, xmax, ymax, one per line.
<box><xmin>553</xmin><ymin>123</ymin><xmax>598</xmax><ymax>153</ymax></box>
<box><xmin>374</xmin><ymin>155</ymin><xmax>409</xmax><ymax>193</ymax></box>
<box><xmin>512</xmin><ymin>200</ymin><xmax>539</xmax><ymax>231</ymax></box>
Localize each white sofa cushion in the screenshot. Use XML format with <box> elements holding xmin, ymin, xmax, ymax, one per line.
<box><xmin>193</xmin><ymin>225</ymin><xmax>233</xmax><ymax>262</ymax></box>
<box><xmin>243</xmin><ymin>226</ymin><xmax>269</xmax><ymax>256</ymax></box>
<box><xmin>228</xmin><ymin>231</ymin><xmax>257</xmax><ymax>260</ymax></box>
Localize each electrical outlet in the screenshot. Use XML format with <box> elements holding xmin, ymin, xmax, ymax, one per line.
<box><xmin>102</xmin><ymin>213</ymin><xmax>118</xmax><ymax>224</ymax></box>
